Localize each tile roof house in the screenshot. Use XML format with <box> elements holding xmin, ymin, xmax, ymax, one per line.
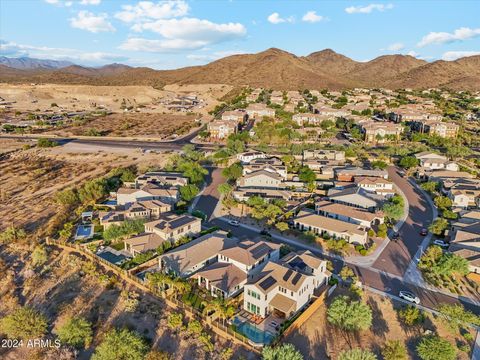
<box><xmin>315</xmin><ymin>200</ymin><xmax>384</xmax><ymax>228</ymax></box>
<box><xmin>158</xmin><ymin>231</ymin><xmax>281</xmax><ymax>298</ymax></box>
<box><xmin>243</xmin><ymin>251</ymin><xmax>329</xmax><ymax>318</ymax></box>
<box><xmin>100</xmin><ymin>200</ymin><xmax>172</xmax><ymax>229</ymax></box>
<box><xmin>134</xmin><ymin>172</ymin><xmax>188</xmax><ymax>188</ymax></box>
<box><xmin>334</xmin><ymin>167</ymin><xmax>388</xmax><ymax>182</ymax></box>
<box><xmin>236</xmin><ymin>151</ymin><xmax>267</xmax><ymax>164</ymax></box>
<box><xmin>354</xmin><ymin>176</ymin><xmax>395</xmax><ymax>197</ymax></box>
<box><xmin>144</xmin><ymin>212</ymin><xmax>201</xmax><ymax>243</ymax></box>
<box><xmin>293</xmin><ymin>210</ymin><xmax>368</xmax><ymax>245</ymax></box>
<box><xmin>221</xmin><ymin>110</ymin><xmax>247</xmax><ymax>123</ymax></box>
<box><xmin>116</xmin><ymin>183</ymin><xmax>179</xmax><ymax>206</ymax></box>
<box><xmin>246</xmin><ymin>103</ymin><xmax>275</xmax><ymax>119</ymax></box>
<box><xmin>237</xmin><ymin>170</ymin><xmax>284</xmax><ymax>189</ymax></box>
<box><xmin>327</xmin><ymin>185</ymin><xmax>384</xmax><ymax>212</ymax></box>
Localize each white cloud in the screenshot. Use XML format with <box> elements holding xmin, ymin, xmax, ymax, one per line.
<box><xmin>386</xmin><ymin>42</ymin><xmax>405</xmax><ymax>51</ymax></box>
<box><xmin>44</xmin><ymin>0</ymin><xmax>60</xmax><ymax>4</ymax></box>
<box><xmin>442</xmin><ymin>50</ymin><xmax>480</xmax><ymax>61</ymax></box>
<box><xmin>406</xmin><ymin>50</ymin><xmax>419</xmax><ymax>57</ymax></box>
<box><xmin>44</xmin><ymin>0</ymin><xmax>72</xmax><ymax>6</ymax></box>
<box><xmin>80</xmin><ymin>0</ymin><xmax>101</xmax><ymax>5</ymax></box>
<box><xmin>267</xmin><ymin>12</ymin><xmax>294</xmax><ymax>24</ymax></box>
<box><xmin>119</xmin><ymin>38</ymin><xmax>207</xmax><ymax>52</ymax></box>
<box><xmin>0</xmin><ymin>40</ymin><xmax>127</xmax><ymax>64</ymax></box>
<box><xmin>187</xmin><ymin>49</ymin><xmax>246</xmax><ymax>62</ymax></box>
<box><xmin>417</xmin><ymin>27</ymin><xmax>480</xmax><ymax>47</ymax></box>
<box><xmin>302</xmin><ymin>11</ymin><xmax>324</xmax><ymax>23</ymax></box>
<box><xmin>345</xmin><ymin>3</ymin><xmax>393</xmax><ymax>14</ymax></box>
<box><xmin>70</xmin><ymin>11</ymin><xmax>115</xmax><ymax>33</ymax></box>
<box><xmin>122</xmin><ymin>17</ymin><xmax>246</xmax><ymax>52</ymax></box>
<box><xmin>115</xmin><ymin>0</ymin><xmax>189</xmax><ymax>23</ymax></box>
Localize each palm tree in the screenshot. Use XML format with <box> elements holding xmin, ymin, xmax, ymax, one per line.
<box><xmin>146</xmin><ymin>272</ymin><xmax>171</xmax><ymax>294</ymax></box>
<box><xmin>202</xmin><ymin>298</ymin><xmax>235</xmax><ymax>326</ymax></box>
<box><xmin>170</xmin><ymin>277</ymin><xmax>191</xmax><ymax>300</ymax></box>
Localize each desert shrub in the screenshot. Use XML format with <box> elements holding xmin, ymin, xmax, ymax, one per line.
<box><xmin>56</xmin><ymin>317</ymin><xmax>93</xmax><ymax>349</ymax></box>
<box><xmin>0</xmin><ymin>307</ymin><xmax>48</xmax><ymax>339</ymax></box>
<box><xmin>92</xmin><ymin>328</ymin><xmax>148</xmax><ymax>360</ymax></box>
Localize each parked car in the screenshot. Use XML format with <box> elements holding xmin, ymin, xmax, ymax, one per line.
<box><xmin>392</xmin><ymin>232</ymin><xmax>400</xmax><ymax>241</ymax></box>
<box><xmin>399</xmin><ymin>291</ymin><xmax>420</xmax><ymax>304</ymax></box>
<box><xmin>228</xmin><ymin>220</ymin><xmax>239</xmax><ymax>227</ymax></box>
<box><xmin>433</xmin><ymin>239</ymin><xmax>449</xmax><ymax>248</ymax></box>
<box><xmin>420</xmin><ymin>228</ymin><xmax>428</xmax><ymax>236</ymax></box>
<box><xmin>260</xmin><ymin>229</ymin><xmax>272</xmax><ymax>237</ymax></box>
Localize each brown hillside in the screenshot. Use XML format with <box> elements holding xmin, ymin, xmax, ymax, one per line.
<box><xmin>0</xmin><ymin>49</ymin><xmax>479</xmax><ymax>90</ymax></box>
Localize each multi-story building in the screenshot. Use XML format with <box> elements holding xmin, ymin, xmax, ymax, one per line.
<box><xmin>246</xmin><ymin>103</ymin><xmax>275</xmax><ymax>119</ymax></box>
<box><xmin>221</xmin><ymin>110</ymin><xmax>247</xmax><ymax>124</ymax></box>
<box><xmin>243</xmin><ymin>251</ymin><xmax>329</xmax><ymax>318</ymax></box>
<box><xmin>207</xmin><ymin>120</ymin><xmax>238</xmax><ymax>139</ymax></box>
<box><xmin>361</xmin><ymin>121</ymin><xmax>403</xmax><ymax>143</ymax></box>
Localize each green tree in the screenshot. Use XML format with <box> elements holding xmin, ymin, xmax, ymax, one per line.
<box><xmin>420</xmin><ymin>181</ymin><xmax>439</xmax><ymax>194</ymax></box>
<box><xmin>416</xmin><ymin>335</ymin><xmax>456</xmax><ymax>360</ymax></box>
<box><xmin>56</xmin><ymin>317</ymin><xmax>93</xmax><ymax>349</ymax></box>
<box><xmin>434</xmin><ymin>196</ymin><xmax>452</xmax><ymax>210</ymax></box>
<box><xmin>428</xmin><ymin>218</ymin><xmax>449</xmax><ymax>236</ymax></box>
<box><xmin>31</xmin><ymin>245</ymin><xmax>48</xmax><ymax>268</ymax></box>
<box><xmin>78</xmin><ymin>178</ymin><xmax>108</xmax><ymax>204</ymax></box>
<box><xmin>438</xmin><ymin>303</ymin><xmax>480</xmax><ymax>333</ymax></box>
<box><xmin>167</xmin><ymin>313</ymin><xmax>183</xmax><ymax>332</ymax></box>
<box><xmin>376</xmin><ymin>223</ymin><xmax>388</xmax><ymax>238</ymax></box>
<box><xmin>186</xmin><ymin>320</ymin><xmax>202</xmax><ymax>336</ymax></box>
<box><xmin>103</xmin><ymin>218</ymin><xmax>145</xmax><ymax>242</ymax></box>
<box><xmin>371</xmin><ymin>160</ymin><xmax>388</xmax><ymax>170</ymax></box>
<box><xmin>54</xmin><ymin>188</ymin><xmax>79</xmax><ymax>207</ymax></box>
<box><xmin>442</xmin><ymin>210</ymin><xmax>458</xmax><ymax>220</ymax></box>
<box><xmin>179</xmin><ymin>184</ymin><xmax>199</xmax><ymax>202</ymax></box>
<box><xmin>382</xmin><ymin>202</ymin><xmax>404</xmax><ymax>221</ymax></box>
<box><xmin>92</xmin><ymin>328</ymin><xmax>148</xmax><ymax>360</ymax></box>
<box><xmin>0</xmin><ymin>307</ymin><xmax>48</xmax><ymax>339</ymax></box>
<box><xmin>298</xmin><ymin>166</ymin><xmax>316</xmax><ymax>183</ymax></box>
<box><xmin>262</xmin><ymin>343</ymin><xmax>303</xmax><ymax>360</ymax></box>
<box><xmin>382</xmin><ymin>340</ymin><xmax>407</xmax><ymax>360</ymax></box>
<box><xmin>222</xmin><ymin>162</ymin><xmax>243</xmax><ymax>181</ymax></box>
<box><xmin>338</xmin><ymin>348</ymin><xmax>377</xmax><ymax>360</ymax></box>
<box><xmin>275</xmin><ymin>222</ymin><xmax>289</xmax><ymax>232</ymax></box>
<box><xmin>327</xmin><ymin>296</ymin><xmax>372</xmax><ymax>332</ymax></box>
<box><xmin>397</xmin><ymin>305</ymin><xmax>424</xmax><ymax>326</ymax></box>
<box><xmin>399</xmin><ymin>156</ymin><xmax>419</xmax><ymax>169</ymax></box>
<box><xmin>0</xmin><ymin>226</ymin><xmax>27</xmax><ymax>244</ymax></box>
<box><xmin>218</xmin><ymin>183</ymin><xmax>233</xmax><ymax>199</ymax></box>
<box><xmin>37</xmin><ymin>138</ymin><xmax>58</xmax><ymax>147</ymax></box>
<box><xmin>339</xmin><ymin>266</ymin><xmax>356</xmax><ymax>282</ymax></box>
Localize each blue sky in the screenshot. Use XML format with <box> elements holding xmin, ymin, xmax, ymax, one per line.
<box><xmin>1</xmin><ymin>0</ymin><xmax>479</xmax><ymax>69</ymax></box>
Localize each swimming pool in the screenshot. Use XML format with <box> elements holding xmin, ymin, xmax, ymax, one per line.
<box><xmin>232</xmin><ymin>317</ymin><xmax>275</xmax><ymax>345</ymax></box>
<box><xmin>75</xmin><ymin>225</ymin><xmax>94</xmax><ymax>239</ymax></box>
<box><xmin>97</xmin><ymin>251</ymin><xmax>128</xmax><ymax>265</ymax></box>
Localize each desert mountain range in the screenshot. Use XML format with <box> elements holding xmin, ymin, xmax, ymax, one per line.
<box><xmin>1</xmin><ymin>48</ymin><xmax>479</xmax><ymax>90</ymax></box>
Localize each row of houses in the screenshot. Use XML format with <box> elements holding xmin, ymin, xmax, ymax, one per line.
<box><xmin>157</xmin><ymin>229</ymin><xmax>330</xmax><ymax>319</ymax></box>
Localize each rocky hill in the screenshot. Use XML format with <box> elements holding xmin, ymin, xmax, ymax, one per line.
<box><xmin>1</xmin><ymin>49</ymin><xmax>479</xmax><ymax>90</ymax></box>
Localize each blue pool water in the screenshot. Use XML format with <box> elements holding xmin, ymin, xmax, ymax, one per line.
<box><xmin>75</xmin><ymin>225</ymin><xmax>93</xmax><ymax>238</ymax></box>
<box><xmin>97</xmin><ymin>251</ymin><xmax>128</xmax><ymax>265</ymax></box>
<box><xmin>232</xmin><ymin>318</ymin><xmax>275</xmax><ymax>345</ymax></box>
<box><xmin>103</xmin><ymin>200</ymin><xmax>117</xmax><ymax>206</ymax></box>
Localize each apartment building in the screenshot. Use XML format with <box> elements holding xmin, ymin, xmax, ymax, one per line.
<box><xmin>246</xmin><ymin>103</ymin><xmax>275</xmax><ymax>119</ymax></box>
<box><xmin>207</xmin><ymin>120</ymin><xmax>238</xmax><ymax>139</ymax></box>
<box><xmin>221</xmin><ymin>110</ymin><xmax>247</xmax><ymax>123</ymax></box>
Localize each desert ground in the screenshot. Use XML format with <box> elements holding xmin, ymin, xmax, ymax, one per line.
<box><xmin>0</xmin><ymin>83</ymin><xmax>233</xmax><ymax>116</ymax></box>
<box><xmin>0</xmin><ymin>139</ymin><xmax>171</xmax><ymax>235</ymax></box>
<box><xmin>37</xmin><ymin>112</ymin><xmax>200</xmax><ymax>138</ymax></box>
<box><xmin>285</xmin><ymin>287</ymin><xmax>475</xmax><ymax>360</ymax></box>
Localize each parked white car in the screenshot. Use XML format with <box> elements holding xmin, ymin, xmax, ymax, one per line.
<box><xmin>433</xmin><ymin>240</ymin><xmax>449</xmax><ymax>248</ymax></box>
<box><xmin>399</xmin><ymin>291</ymin><xmax>420</xmax><ymax>304</ymax></box>
<box><xmin>228</xmin><ymin>220</ymin><xmax>240</xmax><ymax>227</ymax></box>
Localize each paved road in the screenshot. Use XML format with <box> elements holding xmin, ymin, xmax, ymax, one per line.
<box><xmin>371</xmin><ymin>166</ymin><xmax>434</xmax><ymax>277</ymax></box>
<box><xmin>193</xmin><ymin>167</ymin><xmax>224</xmax><ymax>221</ymax></box>
<box><xmin>0</xmin><ymin>126</ymin><xmax>219</xmax><ymax>152</ymax></box>
<box><xmin>198</xmin><ymin>165</ymin><xmax>479</xmax><ymax>314</ymax></box>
